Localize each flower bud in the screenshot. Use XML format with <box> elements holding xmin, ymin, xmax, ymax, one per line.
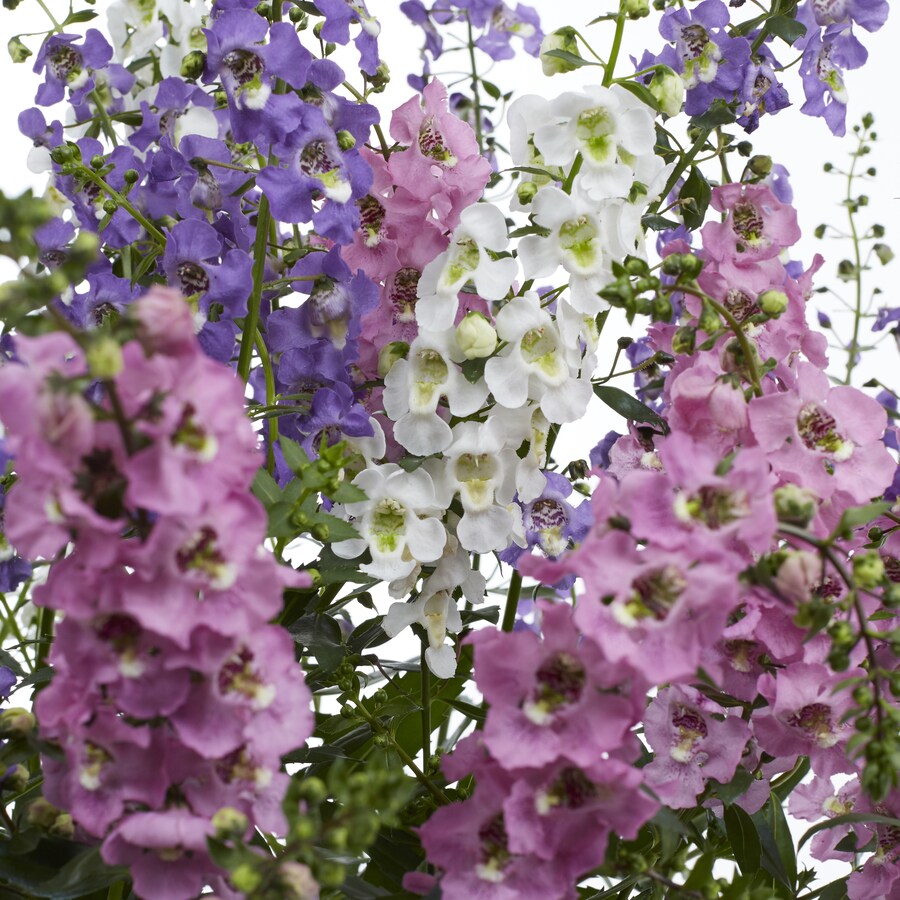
<box><xmin>773</xmin><ymin>550</ymin><xmax>820</xmax><ymax>603</ymax></box>
<box><xmin>853</xmin><ymin>550</ymin><xmax>885</xmax><ymax>589</ymax></box>
<box><xmin>2</xmin><ymin>764</ymin><xmax>28</xmax><ymax>793</ymax></box>
<box><xmin>774</xmin><ymin>484</ymin><xmax>818</xmax><ymax>527</ymax></box>
<box><xmin>748</xmin><ymin>155</ymin><xmax>772</xmax><ymax>176</ymax></box>
<box><xmin>49</xmin><ymin>812</ymin><xmax>74</xmax><ymax>839</ymax></box>
<box><xmin>297</xmin><ymin>775</ymin><xmax>327</xmax><ymax>805</ymax></box>
<box><xmin>368</xmin><ymin>61</ymin><xmax>390</xmax><ymax>92</ymax></box>
<box><xmin>540</xmin><ymin>27</ymin><xmax>581</xmax><ymax>76</ymax></box>
<box><xmin>0</xmin><ymin>708</ymin><xmax>35</xmax><ymax>739</ymax></box>
<box><xmin>49</xmin><ymin>144</ymin><xmax>74</xmax><ymax>165</ymax></box>
<box><xmin>661</xmin><ymin>252</ymin><xmax>702</xmax><ymax>279</ymax></box>
<box><xmin>377</xmin><ymin>341</ymin><xmax>409</xmax><ymax>377</ymax></box>
<box><xmin>102</xmin><ymin>199</ymin><xmax>118</xmax><ymax>215</ymax></box>
<box><xmin>625</xmin><ymin>0</ymin><xmax>649</xmax><ymax>17</ymax></box>
<box><xmin>671</xmin><ymin>325</ymin><xmax>696</xmax><ymax>355</ymax></box>
<box><xmin>230</xmin><ymin>863</ymin><xmax>262</xmax><ymax>894</ymax></box>
<box><xmin>456</xmin><ymin>311</ymin><xmax>497</xmax><ymax>359</ymax></box>
<box><xmin>7</xmin><ymin>36</ymin><xmax>31</xmax><ymax>63</ymax></box>
<box><xmin>336</xmin><ymin>130</ymin><xmax>355</xmax><ymax>151</ymax></box>
<box><xmin>516</xmin><ymin>180</ymin><xmax>539</xmax><ymax>206</ymax></box>
<box><xmin>759</xmin><ymin>289</ymin><xmax>788</xmax><ymax>317</ymax></box>
<box><xmin>874</xmin><ymin>243</ymin><xmax>894</xmax><ymax>265</ymax></box>
<box><xmin>90</xmin><ymin>154</ymin><xmax>106</xmax><ymax>170</ymax></box>
<box><xmin>278</xmin><ymin>861</ymin><xmax>319</xmax><ymax>899</ymax></box>
<box><xmin>648</xmin><ymin>66</ymin><xmax>684</xmax><ymax>118</ymax></box>
<box><xmin>211</xmin><ymin>806</ymin><xmax>249</xmax><ymax>840</ymax></box>
<box><xmin>26</xmin><ymin>798</ymin><xmax>60</xmax><ymax>828</ymax></box>
<box><xmin>87</xmin><ymin>337</ymin><xmax>123</xmax><ymax>380</ymax></box>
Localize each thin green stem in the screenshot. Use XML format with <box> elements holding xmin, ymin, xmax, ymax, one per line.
<box><xmin>237</xmin><ymin>194</ymin><xmax>271</xmax><ymax>382</ymax></box>
<box><xmin>602</xmin><ymin>1</ymin><xmax>627</xmax><ymax>87</ymax></box>
<box><xmin>562</xmin><ymin>154</ymin><xmax>583</xmax><ymax>194</ymax></box>
<box><xmin>35</xmin><ymin>0</ymin><xmax>62</xmax><ymax>31</ymax></box>
<box><xmin>421</xmin><ymin>644</ymin><xmax>432</xmax><ymax>763</ymax></box>
<box><xmin>106</xmin><ymin>881</ymin><xmax>125</xmax><ymax>900</ymax></box>
<box><xmin>501</xmin><ymin>569</ymin><xmax>523</xmax><ymax>632</ymax></box>
<box><xmin>254</xmin><ymin>329</ymin><xmax>277</xmax><ymax>474</ymax></box>
<box><xmin>76</xmin><ymin>167</ymin><xmax>166</xmax><ymax>246</ymax></box>
<box><xmin>465</xmin><ymin>16</ymin><xmax>484</xmax><ymax>155</ymax></box>
<box><xmin>844</xmin><ymin>130</ymin><xmax>866</xmax><ymax>385</ymax></box>
<box><xmin>649</xmin><ymin>128</ymin><xmax>713</xmax><ymax>217</ymax></box>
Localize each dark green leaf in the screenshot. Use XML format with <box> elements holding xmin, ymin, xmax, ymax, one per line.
<box><xmin>593</xmin><ymin>384</ymin><xmax>669</xmax><ymax>432</ymax></box>
<box><xmin>63</xmin><ymin>9</ymin><xmax>98</xmax><ymax>23</ymax></box>
<box><xmin>833</xmin><ymin>501</ymin><xmax>890</xmax><ymax>537</ymax></box>
<box><xmin>617</xmin><ymin>79</ymin><xmax>660</xmax><ymax>113</ymax></box>
<box><xmin>480</xmin><ymin>78</ymin><xmax>501</xmax><ymax>100</ymax></box>
<box><xmin>817</xmin><ymin>877</ymin><xmax>849</xmax><ymax>900</ymax></box>
<box><xmin>348</xmin><ymin>617</ymin><xmax>388</xmax><ymax>653</ymax></box>
<box><xmin>766</xmin><ymin>15</ymin><xmax>807</xmax><ymax>44</ymax></box>
<box><xmin>751</xmin><ymin>799</ymin><xmax>795</xmax><ymax>890</ymax></box>
<box><xmin>690</xmin><ymin>100</ymin><xmax>736</xmax><ymax>128</ymax></box>
<box><xmin>288</xmin><ymin>613</ymin><xmax>346</xmax><ymax>671</ymax></box>
<box><xmin>543</xmin><ymin>48</ymin><xmax>600</xmax><ymax>68</ymax></box>
<box><xmin>461</xmin><ymin>356</ymin><xmax>488</xmax><ymax>384</ymax></box>
<box><xmin>798</xmin><ymin>811</ymin><xmax>900</xmax><ymax>849</ymax></box>
<box><xmin>680</xmin><ymin>166</ymin><xmax>712</xmax><ymax>231</ymax></box>
<box><xmin>251</xmin><ymin>467</ymin><xmax>281</xmax><ymax>508</ymax></box>
<box><xmin>725</xmin><ymin>804</ymin><xmax>762</xmax><ymax>876</ymax></box>
<box><xmin>641</xmin><ymin>213</ymin><xmax>681</xmax><ymax>231</ymax></box>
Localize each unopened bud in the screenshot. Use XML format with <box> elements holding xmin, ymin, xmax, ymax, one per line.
<box><xmin>625</xmin><ymin>0</ymin><xmax>649</xmax><ymax>16</ymax></box>
<box><xmin>759</xmin><ymin>289</ymin><xmax>788</xmax><ymax>317</ymax></box>
<box><xmin>49</xmin><ymin>812</ymin><xmax>74</xmax><ymax>839</ymax></box>
<box><xmin>661</xmin><ymin>252</ymin><xmax>702</xmax><ymax>279</ymax></box>
<box><xmin>874</xmin><ymin>243</ymin><xmax>894</xmax><ymax>265</ymax></box>
<box><xmin>90</xmin><ymin>154</ymin><xmax>105</xmax><ymax>170</ymax></box>
<box><xmin>102</xmin><ymin>199</ymin><xmax>118</xmax><ymax>215</ymax></box>
<box><xmin>230</xmin><ymin>863</ymin><xmax>263</xmax><ymax>894</ymax></box>
<box><xmin>336</xmin><ymin>130</ymin><xmax>355</xmax><ymax>151</ymax></box>
<box><xmin>774</xmin><ymin>483</ymin><xmax>818</xmax><ymax>527</ymax></box>
<box><xmin>211</xmin><ymin>806</ymin><xmax>248</xmax><ymax>840</ymax></box>
<box><xmin>26</xmin><ymin>798</ymin><xmax>60</xmax><ymax>828</ymax></box>
<box><xmin>456</xmin><ymin>311</ymin><xmax>497</xmax><ymax>359</ymax></box>
<box><xmin>377</xmin><ymin>341</ymin><xmax>409</xmax><ymax>377</ymax></box>
<box><xmin>49</xmin><ymin>144</ymin><xmax>74</xmax><ymax>165</ymax></box>
<box><xmin>748</xmin><ymin>155</ymin><xmax>772</xmax><ymax>176</ymax></box>
<box><xmin>368</xmin><ymin>61</ymin><xmax>390</xmax><ymax>92</ymax></box>
<box><xmin>773</xmin><ymin>550</ymin><xmax>820</xmax><ymax>603</ymax></box>
<box><xmin>648</xmin><ymin>66</ymin><xmax>683</xmax><ymax>118</ymax></box>
<box><xmin>87</xmin><ymin>337</ymin><xmax>123</xmax><ymax>379</ymax></box>
<box><xmin>516</xmin><ymin>180</ymin><xmax>539</xmax><ymax>206</ymax></box>
<box><xmin>853</xmin><ymin>550</ymin><xmax>885</xmax><ymax>589</ymax></box>
<box><xmin>278</xmin><ymin>861</ymin><xmax>319</xmax><ymax>899</ymax></box>
<box><xmin>540</xmin><ymin>27</ymin><xmax>581</xmax><ymax>76</ymax></box>
<box><xmin>0</xmin><ymin>708</ymin><xmax>35</xmax><ymax>739</ymax></box>
<box><xmin>2</xmin><ymin>764</ymin><xmax>28</xmax><ymax>793</ymax></box>
<box><xmin>671</xmin><ymin>326</ymin><xmax>696</xmax><ymax>355</ymax></box>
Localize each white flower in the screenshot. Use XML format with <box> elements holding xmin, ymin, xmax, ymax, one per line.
<box><xmin>485</xmin><ymin>293</ymin><xmax>593</xmax><ymax>424</ymax></box>
<box><xmin>332</xmin><ymin>464</ymin><xmax>446</xmax><ymax>582</ymax></box>
<box><xmin>416</xmin><ymin>204</ymin><xmax>518</xmax><ymax>331</ymax></box>
<box><xmin>383</xmin><ymin>328</ymin><xmax>488</xmax><ymax>456</ymax></box>
<box><xmin>383</xmin><ymin>589</ymin><xmax>462</xmax><ymax>679</ymax></box>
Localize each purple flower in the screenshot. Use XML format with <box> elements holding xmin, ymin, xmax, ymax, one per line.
<box><xmin>316</xmin><ymin>0</ymin><xmax>381</xmax><ymax>75</ymax></box>
<box><xmin>737</xmin><ymin>47</ymin><xmax>791</xmax><ymax>132</ymax></box>
<box><xmin>33</xmin><ymin>29</ymin><xmax>112</xmax><ymax>107</ymax></box>
<box><xmin>475</xmin><ymin>3</ymin><xmax>543</xmax><ymax>62</ymax></box>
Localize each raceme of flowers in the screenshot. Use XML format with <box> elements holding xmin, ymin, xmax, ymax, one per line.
<box><xmin>0</xmin><ymin>0</ymin><xmax>897</xmax><ymax>897</ymax></box>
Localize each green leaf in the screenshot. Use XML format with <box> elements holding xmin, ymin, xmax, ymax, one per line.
<box><xmin>724</xmin><ymin>804</ymin><xmax>762</xmax><ymax>877</ymax></box>
<box><xmin>617</xmin><ymin>79</ymin><xmax>660</xmax><ymax>113</ymax></box>
<box><xmin>0</xmin><ymin>844</ymin><xmax>127</xmax><ymax>900</ymax></box>
<box><xmin>833</xmin><ymin>501</ymin><xmax>890</xmax><ymax>537</ymax></box>
<box><xmin>766</xmin><ymin>15</ymin><xmax>807</xmax><ymax>44</ymax></box>
<box><xmin>771</xmin><ymin>757</ymin><xmax>810</xmax><ymax>802</ymax></box>
<box><xmin>751</xmin><ymin>798</ymin><xmax>795</xmax><ymax>890</ymax></box>
<box><xmin>709</xmin><ymin>767</ymin><xmax>754</xmax><ymax>806</ymax></box>
<box><xmin>683</xmin><ymin>853</ymin><xmax>715</xmax><ymax>891</ymax></box>
<box><xmin>642</xmin><ymin>213</ymin><xmax>681</xmax><ymax>232</ymax></box>
<box><xmin>251</xmin><ymin>467</ymin><xmax>281</xmax><ymax>508</ymax></box>
<box><xmin>690</xmin><ymin>99</ymin><xmax>736</xmax><ymax>128</ymax></box>
<box><xmin>330</xmin><ymin>480</ymin><xmax>367</xmax><ymax>504</ymax></box>
<box><xmin>461</xmin><ymin>356</ymin><xmax>488</xmax><ymax>384</ymax></box>
<box><xmin>288</xmin><ymin>613</ymin><xmax>346</xmax><ymax>671</ymax></box>
<box><xmin>680</xmin><ymin>166</ymin><xmax>712</xmax><ymax>231</ymax></box>
<box><xmin>505</xmin><ymin>165</ymin><xmax>559</xmax><ymax>179</ymax></box>
<box><xmin>798</xmin><ymin>811</ymin><xmax>900</xmax><ymax>849</ymax></box>
<box><xmin>347</xmin><ymin>617</ymin><xmax>389</xmax><ymax>653</ymax></box>
<box><xmin>62</xmin><ymin>9</ymin><xmax>98</xmax><ymax>23</ymax></box>
<box><xmin>543</xmin><ymin>48</ymin><xmax>600</xmax><ymax>69</ymax></box>
<box><xmin>480</xmin><ymin>78</ymin><xmax>501</xmax><ymax>100</ymax></box>
<box><xmin>445</xmin><ymin>697</ymin><xmax>485</xmax><ymax>723</ymax></box>
<box><xmin>817</xmin><ymin>877</ymin><xmax>849</xmax><ymax>900</ymax></box>
<box><xmin>593</xmin><ymin>384</ymin><xmax>669</xmax><ymax>432</ymax></box>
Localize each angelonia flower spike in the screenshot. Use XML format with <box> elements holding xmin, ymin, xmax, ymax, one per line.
<box><xmin>0</xmin><ymin>0</ymin><xmax>896</xmax><ymax>898</ymax></box>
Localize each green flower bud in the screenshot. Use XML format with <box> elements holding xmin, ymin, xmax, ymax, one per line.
<box><xmin>102</xmin><ymin>199</ymin><xmax>119</xmax><ymax>215</ymax></box>
<box><xmin>853</xmin><ymin>549</ymin><xmax>885</xmax><ymax>589</ymax></box>
<box><xmin>377</xmin><ymin>341</ymin><xmax>409</xmax><ymax>377</ymax></box>
<box><xmin>211</xmin><ymin>806</ymin><xmax>249</xmax><ymax>840</ymax></box>
<box><xmin>540</xmin><ymin>27</ymin><xmax>581</xmax><ymax>76</ymax></box>
<box><xmin>774</xmin><ymin>483</ymin><xmax>818</xmax><ymax>527</ymax></box>
<box><xmin>748</xmin><ymin>155</ymin><xmax>772</xmax><ymax>176</ymax></box>
<box><xmin>648</xmin><ymin>66</ymin><xmax>684</xmax><ymax>117</ymax></box>
<box><xmin>49</xmin><ymin>144</ymin><xmax>75</xmax><ymax>165</ymax></box>
<box><xmin>456</xmin><ymin>311</ymin><xmax>497</xmax><ymax>359</ymax></box>
<box><xmin>698</xmin><ymin>304</ymin><xmax>721</xmax><ymax>334</ymax></box>
<box><xmin>2</xmin><ymin>764</ymin><xmax>28</xmax><ymax>793</ymax></box>
<box><xmin>367</xmin><ymin>61</ymin><xmax>390</xmax><ymax>92</ymax></box>
<box><xmin>0</xmin><ymin>708</ymin><xmax>35</xmax><ymax>739</ymax></box>
<box><xmin>516</xmin><ymin>180</ymin><xmax>539</xmax><ymax>206</ymax></box>
<box><xmin>297</xmin><ymin>776</ymin><xmax>327</xmax><ymax>805</ymax></box>
<box><xmin>49</xmin><ymin>812</ymin><xmax>74</xmax><ymax>839</ymax></box>
<box><xmin>278</xmin><ymin>861</ymin><xmax>318</xmax><ymax>899</ymax></box>
<box><xmin>230</xmin><ymin>863</ymin><xmax>263</xmax><ymax>894</ymax></box>
<box><xmin>123</xmin><ymin>168</ymin><xmax>140</xmax><ymax>185</ymax></box>
<box><xmin>26</xmin><ymin>798</ymin><xmax>60</xmax><ymax>829</ymax></box>
<box><xmin>759</xmin><ymin>289</ymin><xmax>789</xmax><ymax>317</ymax></box>
<box><xmin>661</xmin><ymin>252</ymin><xmax>702</xmax><ymax>279</ymax></box>
<box><xmin>625</xmin><ymin>0</ymin><xmax>649</xmax><ymax>16</ymax></box>
<box><xmin>87</xmin><ymin>337</ymin><xmax>123</xmax><ymax>380</ymax></box>
<box><xmin>671</xmin><ymin>325</ymin><xmax>696</xmax><ymax>356</ymax></box>
<box><xmin>90</xmin><ymin>154</ymin><xmax>106</xmax><ymax>170</ymax></box>
<box><xmin>336</xmin><ymin>130</ymin><xmax>355</xmax><ymax>151</ymax></box>
<box><xmin>7</xmin><ymin>36</ymin><xmax>32</xmax><ymax>64</ymax></box>
<box><xmin>874</xmin><ymin>243</ymin><xmax>894</xmax><ymax>265</ymax></box>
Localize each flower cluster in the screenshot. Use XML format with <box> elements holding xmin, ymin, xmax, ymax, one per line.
<box><xmin>0</xmin><ymin>289</ymin><xmax>312</xmax><ymax>900</ymax></box>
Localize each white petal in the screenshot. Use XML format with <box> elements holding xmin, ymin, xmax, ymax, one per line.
<box><xmin>383</xmin><ymin>596</ymin><xmax>426</xmax><ymax>638</ymax></box>
<box><xmin>541</xmin><ymin>376</ymin><xmax>593</xmax><ymax>424</ymax></box>
<box><xmin>457</xmin><ymin>506</ymin><xmax>515</xmax><ymax>553</ymax></box>
<box><xmin>425</xmin><ymin>644</ymin><xmax>457</xmax><ymax>679</ymax></box>
<box><xmin>459</xmin><ymin>203</ymin><xmax>509</xmax><ymax>250</ymax></box>
<box><xmin>473</xmin><ymin>257</ymin><xmax>517</xmax><ymax>301</ymax></box>
<box><xmin>518</xmin><ymin>234</ymin><xmax>560</xmax><ymax>280</ymax></box>
<box><xmin>393</xmin><ymin>412</ymin><xmax>452</xmax><ymax>456</ymax></box>
<box><xmin>406</xmin><ymin>515</ymin><xmax>447</xmax><ymax>563</ymax></box>
<box><xmin>485</xmin><ymin>353</ymin><xmax>530</xmax><ymax>409</ymax></box>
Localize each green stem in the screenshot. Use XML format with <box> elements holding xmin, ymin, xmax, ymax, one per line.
<box><xmin>77</xmin><ymin>167</ymin><xmax>166</xmax><ymax>246</ymax></box>
<box><xmin>602</xmin><ymin>1</ymin><xmax>627</xmax><ymax>87</ymax></box>
<box><xmin>562</xmin><ymin>154</ymin><xmax>583</xmax><ymax>194</ymax></box>
<box><xmin>106</xmin><ymin>881</ymin><xmax>125</xmax><ymax>900</ymax></box>
<box><xmin>501</xmin><ymin>569</ymin><xmax>523</xmax><ymax>632</ymax></box>
<box><xmin>254</xmin><ymin>329</ymin><xmax>278</xmax><ymax>474</ymax></box>
<box><xmin>35</xmin><ymin>0</ymin><xmax>62</xmax><ymax>31</ymax></box>
<box><xmin>33</xmin><ymin>606</ymin><xmax>55</xmax><ymax>690</ymax></box>
<box><xmin>421</xmin><ymin>644</ymin><xmax>432</xmax><ymax>763</ymax></box>
<box><xmin>844</xmin><ymin>130</ymin><xmax>865</xmax><ymax>385</ymax></box>
<box><xmin>677</xmin><ymin>286</ymin><xmax>763</xmax><ymax>397</ymax></box>
<box><xmin>649</xmin><ymin>128</ymin><xmax>713</xmax><ymax>217</ymax></box>
<box><xmin>465</xmin><ymin>16</ymin><xmax>484</xmax><ymax>155</ymax></box>
<box><xmin>237</xmin><ymin>194</ymin><xmax>271</xmax><ymax>382</ymax></box>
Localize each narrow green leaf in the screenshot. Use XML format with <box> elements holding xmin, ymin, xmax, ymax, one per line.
<box><xmin>593</xmin><ymin>384</ymin><xmax>669</xmax><ymax>432</ymax></box>
<box><xmin>798</xmin><ymin>811</ymin><xmax>900</xmax><ymax>849</ymax></box>
<box><xmin>724</xmin><ymin>804</ymin><xmax>762</xmax><ymax>876</ymax></box>
<box><xmin>543</xmin><ymin>48</ymin><xmax>600</xmax><ymax>69</ymax></box>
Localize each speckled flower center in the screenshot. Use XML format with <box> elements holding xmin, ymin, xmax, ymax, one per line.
<box><xmin>533</xmin><ymin>651</ymin><xmax>586</xmax><ymax>710</ymax></box>
<box><xmin>176</xmin><ymin>260</ymin><xmax>210</xmax><ymax>295</ymax></box>
<box><xmin>49</xmin><ymin>46</ymin><xmax>83</xmax><ymax>82</ymax></box>
<box><xmin>680</xmin><ymin>24</ymin><xmax>709</xmax><ymax>58</ymax></box>
<box><xmin>222</xmin><ymin>49</ymin><xmax>263</xmax><ymax>86</ymax></box>
<box><xmin>628</xmin><ymin>564</ymin><xmax>687</xmax><ymax>620</ymax></box>
<box><xmin>388</xmin><ymin>267</ymin><xmax>420</xmax><ymax>323</ymax></box>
